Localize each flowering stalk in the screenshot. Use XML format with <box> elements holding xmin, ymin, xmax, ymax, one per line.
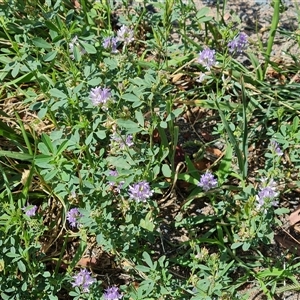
<box><xmin>198</xmin><ymin>171</ymin><xmax>218</xmax><ymax>192</ymax></box>
<box><xmin>128</xmin><ymin>181</ymin><xmax>153</xmax><ymax>202</ymax></box>
<box><xmin>256</xmin><ymin>178</ymin><xmax>279</xmax><ymax>210</ymax></box>
<box><xmin>197</xmin><ymin>48</ymin><xmax>216</xmax><ymax>70</ymax></box>
<box><xmin>72</xmin><ymin>269</ymin><xmax>96</xmax><ymax>292</ymax></box>
<box><xmin>67</xmin><ymin>208</ymin><xmax>83</xmax><ymax>228</ymax></box>
<box><xmin>104</xmin><ymin>286</ymin><xmax>122</xmax><ymax>300</ymax></box>
<box><xmin>228</xmin><ymin>32</ymin><xmax>248</xmax><ymax>54</ymax></box>
<box><xmin>22</xmin><ymin>203</ymin><xmax>38</xmax><ymax>217</ymax></box>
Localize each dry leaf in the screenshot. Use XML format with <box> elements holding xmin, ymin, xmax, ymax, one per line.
<box><xmin>21</xmin><ymin>169</ymin><xmax>30</xmax><ymax>186</ymax></box>
<box><xmin>289</xmin><ymin>208</ymin><xmax>300</xmax><ymax>226</ymax></box>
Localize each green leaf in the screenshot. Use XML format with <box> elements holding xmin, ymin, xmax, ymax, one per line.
<box><xmin>69</xmin><ymin>239</ymin><xmax>87</xmax><ymax>270</ymax></box>
<box><xmin>43</xmin><ymin>271</ymin><xmax>51</xmax><ymax>278</ymax></box>
<box><xmin>38</xmin><ymin>142</ymin><xmax>51</xmax><ymax>155</ymax></box>
<box><xmin>49</xmin><ymin>88</ymin><xmax>68</xmax><ymax>99</ymax></box>
<box><xmin>196</xmin><ymin>7</ymin><xmax>213</xmax><ymax>22</ymax></box>
<box><xmin>96</xmin><ymin>130</ymin><xmax>107</xmax><ymax>140</ymax></box>
<box><xmin>56</xmin><ymin>140</ymin><xmax>70</xmax><ymax>155</ymax></box>
<box><xmin>274</xmin><ymin>207</ymin><xmax>290</xmax><ymax>215</ymax></box>
<box><xmin>215</xmin><ymin>94</ymin><xmax>245</xmax><ymax>179</ymax></box>
<box><xmin>4</xmin><ymin>71</ymin><xmax>35</xmax><ymax>85</ymax></box>
<box><xmin>0</xmin><ymin>150</ymin><xmax>33</xmax><ymax>161</ymax></box>
<box><xmin>256</xmin><ymin>267</ymin><xmax>284</xmax><ymax>279</ymax></box>
<box><xmin>135</xmin><ymin>265</ymin><xmax>150</xmax><ymax>273</ymax></box>
<box><xmin>32</xmin><ymin>37</ymin><xmax>52</xmax><ymax>49</ymax></box>
<box><xmin>161</xmin><ymin>164</ymin><xmax>171</xmax><ymax>177</ymax></box>
<box><xmin>80</xmin><ymin>41</ymin><xmax>96</xmax><ymax>54</ymax></box>
<box><xmin>45</xmin><ymin>20</ymin><xmax>60</xmax><ymax>32</ymax></box>
<box><xmin>73</xmin><ymin>45</ymin><xmax>81</xmax><ymax>61</ymax></box>
<box><xmin>122</xmin><ymin>93</ymin><xmax>140</xmax><ymax>103</ymax></box>
<box><xmin>143</xmin><ymin>251</ymin><xmax>154</xmax><ymax>269</ymax></box>
<box><xmin>35</xmin><ymin>154</ymin><xmax>52</xmax><ymax>168</ymax></box>
<box><xmin>11</xmin><ymin>62</ymin><xmax>20</xmax><ymax>78</ymax></box>
<box><xmin>117</xmin><ymin>119</ymin><xmax>142</xmax><ymax>134</ymax></box>
<box><xmin>165</xmin><ymin>107</ymin><xmax>183</xmax><ymax>121</ymax></box>
<box><xmin>140</xmin><ymin>210</ymin><xmax>155</xmax><ymax>232</ymax></box>
<box><xmin>231</xmin><ymin>242</ymin><xmax>243</xmax><ymax>249</ymax></box>
<box><xmin>43</xmin><ymin>50</ymin><xmax>57</xmax><ymax>62</ymax></box>
<box><xmin>44</xmin><ymin>169</ymin><xmax>58</xmax><ymax>181</ymax></box>
<box><xmin>135</xmin><ymin>110</ymin><xmax>144</xmax><ymax>127</ymax></box>
<box><xmin>106</xmin><ymin>155</ymin><xmax>132</xmax><ymax>169</ymax></box>
<box><xmin>242</xmin><ymin>242</ymin><xmax>251</xmax><ymax>251</ymax></box>
<box><xmin>217</xmin><ymin>143</ymin><xmax>232</xmax><ymax>185</ymax></box>
<box><xmin>247</xmin><ymin>52</ymin><xmax>264</xmax><ymax>80</ymax></box>
<box><xmin>21</xmin><ymin>282</ymin><xmax>27</xmax><ymax>292</ymax></box>
<box><xmin>17</xmin><ymin>260</ymin><xmax>26</xmax><ymax>273</ymax></box>
<box><xmin>177</xmin><ymin>173</ymin><xmax>199</xmax><ymax>185</ymax></box>
<box><xmin>41</xmin><ymin>133</ymin><xmax>55</xmax><ymax>153</ymax></box>
<box><xmin>293</xmin><ymin>116</ymin><xmax>299</xmax><ymax>132</ymax></box>
<box><xmin>160</xmin><ymin>121</ymin><xmax>167</xmax><ymax>129</ymax></box>
<box><xmin>88</xmin><ymin>78</ymin><xmax>102</xmax><ymax>86</ymax></box>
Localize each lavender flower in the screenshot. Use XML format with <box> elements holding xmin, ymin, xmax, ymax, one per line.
<box><xmin>228</xmin><ymin>32</ymin><xmax>248</xmax><ymax>54</ymax></box>
<box><xmin>72</xmin><ymin>269</ymin><xmax>96</xmax><ymax>292</ymax></box>
<box><xmin>256</xmin><ymin>178</ymin><xmax>279</xmax><ymax>210</ymax></box>
<box><xmin>104</xmin><ymin>286</ymin><xmax>122</xmax><ymax>300</ymax></box>
<box><xmin>117</xmin><ymin>25</ymin><xmax>134</xmax><ymax>45</ymax></box>
<box><xmin>103</xmin><ymin>36</ymin><xmax>118</xmax><ymax>53</ymax></box>
<box><xmin>90</xmin><ymin>86</ymin><xmax>112</xmax><ymax>108</ymax></box>
<box><xmin>69</xmin><ymin>36</ymin><xmax>87</xmax><ymax>59</ymax></box>
<box><xmin>128</xmin><ymin>181</ymin><xmax>153</xmax><ymax>202</ymax></box>
<box><xmin>67</xmin><ymin>208</ymin><xmax>82</xmax><ymax>228</ymax></box>
<box><xmin>108</xmin><ymin>170</ymin><xmax>124</xmax><ymax>192</ymax></box>
<box><xmin>270</xmin><ymin>140</ymin><xmax>283</xmax><ymax>156</ymax></box>
<box><xmin>110</xmin><ymin>134</ymin><xmax>134</xmax><ymax>150</ymax></box>
<box><xmin>22</xmin><ymin>203</ymin><xmax>38</xmax><ymax>217</ymax></box>
<box><xmin>197</xmin><ymin>48</ymin><xmax>216</xmax><ymax>70</ymax></box>
<box><xmin>126</xmin><ymin>135</ymin><xmax>134</xmax><ymax>147</ymax></box>
<box><xmin>109</xmin><ymin>170</ymin><xmax>119</xmax><ymax>186</ymax></box>
<box><xmin>198</xmin><ymin>171</ymin><xmax>218</xmax><ymax>192</ymax></box>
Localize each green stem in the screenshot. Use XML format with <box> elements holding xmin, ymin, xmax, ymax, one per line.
<box><xmin>106</xmin><ymin>0</ymin><xmax>112</xmax><ymax>32</ymax></box>
<box><xmin>263</xmin><ymin>0</ymin><xmax>280</xmax><ymax>78</ymax></box>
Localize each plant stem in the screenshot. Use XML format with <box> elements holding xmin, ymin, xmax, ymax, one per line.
<box><xmin>263</xmin><ymin>0</ymin><xmax>280</xmax><ymax>78</ymax></box>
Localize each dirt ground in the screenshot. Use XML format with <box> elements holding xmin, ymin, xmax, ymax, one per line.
<box><xmin>195</xmin><ymin>0</ymin><xmax>300</xmax><ymax>60</ymax></box>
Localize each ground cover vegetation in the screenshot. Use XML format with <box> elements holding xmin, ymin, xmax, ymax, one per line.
<box><xmin>1</xmin><ymin>0</ymin><xmax>300</xmax><ymax>299</ymax></box>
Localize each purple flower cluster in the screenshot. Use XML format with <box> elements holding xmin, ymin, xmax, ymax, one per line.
<box><xmin>72</xmin><ymin>269</ymin><xmax>96</xmax><ymax>292</ymax></box>
<box><xmin>103</xmin><ymin>36</ymin><xmax>118</xmax><ymax>53</ymax></box>
<box><xmin>102</xmin><ymin>26</ymin><xmax>134</xmax><ymax>53</ymax></box>
<box><xmin>270</xmin><ymin>140</ymin><xmax>283</xmax><ymax>157</ymax></box>
<box><xmin>129</xmin><ymin>181</ymin><xmax>153</xmax><ymax>202</ymax></box>
<box><xmin>108</xmin><ymin>170</ymin><xmax>124</xmax><ymax>193</ymax></box>
<box><xmin>104</xmin><ymin>286</ymin><xmax>122</xmax><ymax>300</ymax></box>
<box><xmin>197</xmin><ymin>48</ymin><xmax>216</xmax><ymax>70</ymax></box>
<box><xmin>108</xmin><ymin>170</ymin><xmax>119</xmax><ymax>186</ymax></box>
<box><xmin>117</xmin><ymin>25</ymin><xmax>134</xmax><ymax>45</ymax></box>
<box><xmin>110</xmin><ymin>133</ymin><xmax>134</xmax><ymax>150</ymax></box>
<box><xmin>22</xmin><ymin>203</ymin><xmax>38</xmax><ymax>217</ymax></box>
<box><xmin>90</xmin><ymin>86</ymin><xmax>112</xmax><ymax>108</ymax></box>
<box><xmin>228</xmin><ymin>32</ymin><xmax>248</xmax><ymax>54</ymax></box>
<box><xmin>256</xmin><ymin>178</ymin><xmax>279</xmax><ymax>210</ymax></box>
<box><xmin>67</xmin><ymin>208</ymin><xmax>82</xmax><ymax>228</ymax></box>
<box><xmin>69</xmin><ymin>36</ymin><xmax>87</xmax><ymax>59</ymax></box>
<box><xmin>198</xmin><ymin>171</ymin><xmax>218</xmax><ymax>192</ymax></box>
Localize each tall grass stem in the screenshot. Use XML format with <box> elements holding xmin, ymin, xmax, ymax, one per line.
<box><xmin>263</xmin><ymin>0</ymin><xmax>280</xmax><ymax>78</ymax></box>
